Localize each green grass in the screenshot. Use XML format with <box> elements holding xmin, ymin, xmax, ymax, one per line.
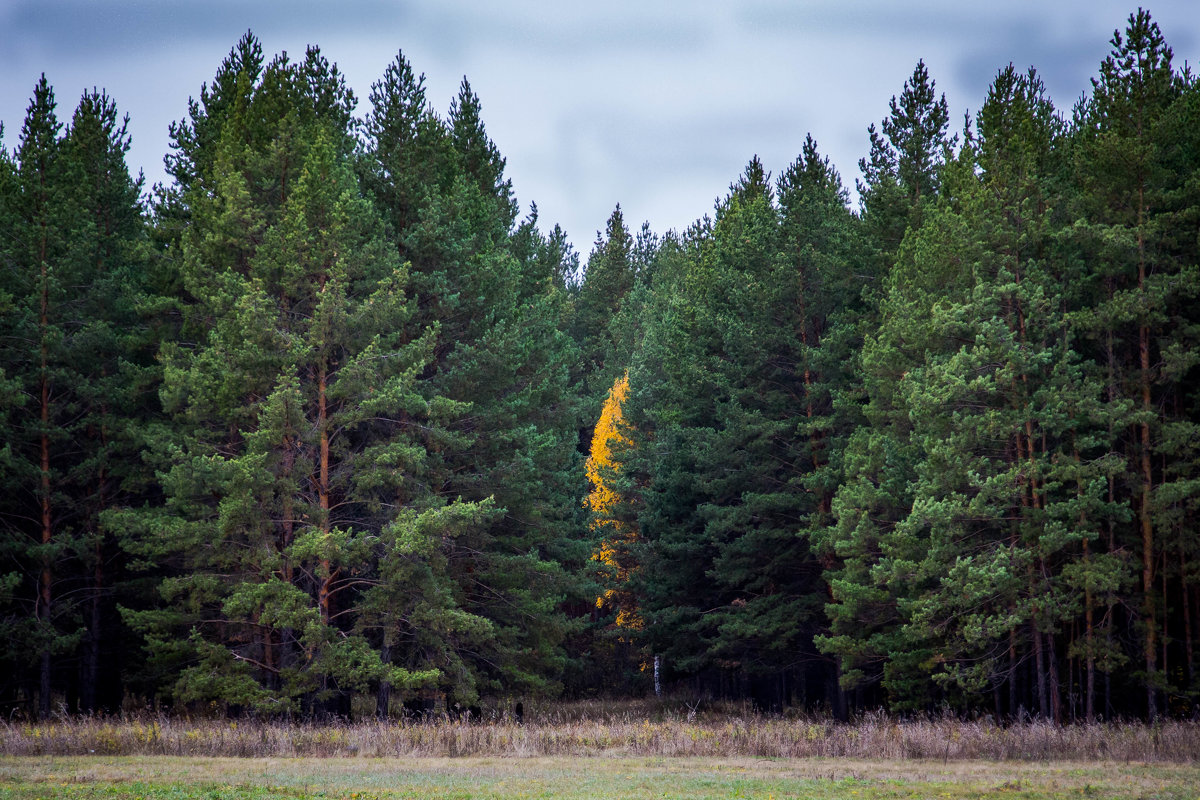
<box><xmin>2</xmin><ymin>756</ymin><xmax>1198</xmax><ymax>799</ymax></box>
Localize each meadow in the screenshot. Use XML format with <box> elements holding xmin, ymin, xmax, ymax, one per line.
<box><xmin>1</xmin><ymin>703</ymin><xmax>1197</xmax><ymax>799</ymax></box>
<box><xmin>3</xmin><ymin>755</ymin><xmax>1200</xmax><ymax>800</ymax></box>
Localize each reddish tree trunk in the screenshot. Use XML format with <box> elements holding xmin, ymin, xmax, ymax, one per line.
<box><xmin>38</xmin><ymin>246</ymin><xmax>53</xmax><ymax>719</ymax></box>
<box><xmin>1137</xmin><ymin>192</ymin><xmax>1158</xmax><ymax>720</ymax></box>
<box><xmin>317</xmin><ymin>363</ymin><xmax>335</xmax><ymax>625</ymax></box>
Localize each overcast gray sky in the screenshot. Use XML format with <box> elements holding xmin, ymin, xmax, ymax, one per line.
<box><xmin>2</xmin><ymin>1</ymin><xmax>1198</xmax><ymax>253</ymax></box>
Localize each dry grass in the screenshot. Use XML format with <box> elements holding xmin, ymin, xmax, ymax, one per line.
<box><xmin>2</xmin><ymin>701</ymin><xmax>1198</xmax><ymax>762</ymax></box>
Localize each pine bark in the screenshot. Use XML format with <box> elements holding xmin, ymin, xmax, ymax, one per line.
<box><xmin>38</xmin><ymin>234</ymin><xmax>53</xmax><ymax>719</ymax></box>
<box><xmin>1138</xmin><ymin>185</ymin><xmax>1158</xmax><ymax>720</ymax></box>
<box><xmin>317</xmin><ymin>362</ymin><xmax>333</xmax><ymax>625</ymax></box>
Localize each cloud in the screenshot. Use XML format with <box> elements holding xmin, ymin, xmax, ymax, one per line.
<box><xmin>953</xmin><ymin>27</ymin><xmax>1108</xmax><ymax>112</ymax></box>
<box><xmin>736</xmin><ymin>0</ymin><xmax>991</xmax><ymax>40</ymax></box>
<box><xmin>3</xmin><ymin>0</ymin><xmax>1199</xmax><ymax>251</ymax></box>
<box><xmin>0</xmin><ymin>0</ymin><xmax>408</xmax><ymax>61</ymax></box>
<box><xmin>403</xmin><ymin>2</ymin><xmax>713</xmax><ymax>59</ymax></box>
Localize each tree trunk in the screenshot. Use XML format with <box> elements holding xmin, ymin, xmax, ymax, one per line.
<box><xmin>317</xmin><ymin>362</ymin><xmax>335</xmax><ymax>625</ymax></box>
<box><xmin>38</xmin><ymin>252</ymin><xmax>52</xmax><ymax>720</ymax></box>
<box><xmin>1085</xmin><ymin>540</ymin><xmax>1096</xmax><ymax>722</ymax></box>
<box><xmin>1106</xmin><ymin>471</ymin><xmax>1117</xmax><ymax>720</ymax></box>
<box><xmin>1162</xmin><ymin>552</ymin><xmax>1170</xmax><ymax>703</ymax></box>
<box><xmin>1033</xmin><ymin>619</ymin><xmax>1048</xmax><ymax>719</ymax></box>
<box><xmin>1009</xmin><ymin>629</ymin><xmax>1018</xmax><ymax>718</ymax></box>
<box><xmin>82</xmin><ymin>537</ymin><xmax>103</xmax><ymax>714</ymax></box>
<box><xmin>376</xmin><ymin>642</ymin><xmax>392</xmax><ymax>719</ymax></box>
<box><xmin>1047</xmin><ymin>630</ymin><xmax>1061</xmax><ymax>725</ymax></box>
<box><xmin>1177</xmin><ymin>392</ymin><xmax>1194</xmax><ymax>694</ymax></box>
<box><xmin>279</xmin><ymin>423</ymin><xmax>297</xmax><ymax>677</ymax></box>
<box><xmin>1077</xmin><ymin>443</ymin><xmax>1096</xmax><ymax>721</ymax></box>
<box><xmin>1137</xmin><ymin>182</ymin><xmax>1158</xmax><ymax>721</ymax></box>
<box><xmin>1183</xmin><ymin>543</ymin><xmax>1194</xmax><ymax>691</ymax></box>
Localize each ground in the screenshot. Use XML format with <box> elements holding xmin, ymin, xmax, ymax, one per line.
<box><xmin>1</xmin><ymin>756</ymin><xmax>1197</xmax><ymax>799</ymax></box>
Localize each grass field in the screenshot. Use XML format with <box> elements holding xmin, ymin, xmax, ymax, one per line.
<box><xmin>2</xmin><ymin>755</ymin><xmax>1199</xmax><ymax>800</ymax></box>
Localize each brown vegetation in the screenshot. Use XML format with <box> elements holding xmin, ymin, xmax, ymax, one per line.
<box><xmin>2</xmin><ymin>701</ymin><xmax>1197</xmax><ymax>761</ymax></box>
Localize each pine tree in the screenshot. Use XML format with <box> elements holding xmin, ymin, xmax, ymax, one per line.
<box><xmin>59</xmin><ymin>88</ymin><xmax>155</xmax><ymax>713</ymax></box>
<box><xmin>822</xmin><ymin>64</ymin><xmax>956</xmax><ymax>706</ymax></box>
<box><xmin>0</xmin><ymin>120</ymin><xmax>31</xmax><ymax>711</ymax></box>
<box><xmin>1153</xmin><ymin>70</ymin><xmax>1200</xmax><ymax>708</ymax></box>
<box><xmin>449</xmin><ymin>78</ymin><xmax>517</xmax><ymax>228</ymax></box>
<box><xmin>114</xmin><ymin>39</ymin><xmax>479</xmax><ymax>715</ymax></box>
<box><xmin>364</xmin><ymin>53</ymin><xmax>583</xmax><ymax>703</ymax></box>
<box><xmin>572</xmin><ymin>205</ymin><xmax>636</xmax><ymax>398</ymax></box>
<box><xmin>774</xmin><ymin>136</ymin><xmax>870</xmax><ymax>711</ymax></box>
<box><xmin>360</xmin><ymin>50</ymin><xmax>456</xmax><ymax>262</ymax></box>
<box><xmin>12</xmin><ymin>76</ymin><xmax>74</xmax><ymax>718</ymax></box>
<box><xmin>623</xmin><ymin>157</ymin><xmax>846</xmax><ymax>709</ymax></box>
<box><xmin>1070</xmin><ymin>9</ymin><xmax>1199</xmax><ymax>718</ymax></box>
<box><xmin>0</xmin><ymin>78</ymin><xmax>151</xmax><ymax>716</ymax></box>
<box><xmin>857</xmin><ymin>60</ymin><xmax>951</xmax><ymax>274</ymax></box>
<box><xmin>511</xmin><ymin>204</ymin><xmax>579</xmax><ymax>297</ymax></box>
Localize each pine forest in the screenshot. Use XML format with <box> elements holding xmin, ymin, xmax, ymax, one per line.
<box><xmin>2</xmin><ymin>10</ymin><xmax>1200</xmax><ymax>724</ymax></box>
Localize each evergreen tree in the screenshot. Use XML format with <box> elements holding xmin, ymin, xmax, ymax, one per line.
<box><xmin>8</xmin><ymin>76</ymin><xmax>74</xmax><ymax>718</ymax></box>
<box><xmin>624</xmin><ymin>156</ymin><xmax>854</xmax><ymax>709</ymax></box>
<box><xmin>1071</xmin><ymin>9</ymin><xmax>1199</xmax><ymax>718</ymax></box>
<box><xmin>364</xmin><ymin>52</ymin><xmax>583</xmax><ymax>703</ymax></box>
<box><xmin>857</xmin><ymin>60</ymin><xmax>951</xmax><ymax>274</ymax></box>
<box><xmin>59</xmin><ymin>88</ymin><xmax>156</xmax><ymax>714</ymax></box>
<box><xmin>449</xmin><ymin>78</ymin><xmax>517</xmax><ymax>228</ymax></box>
<box><xmin>1153</xmin><ymin>69</ymin><xmax>1200</xmax><ymax>708</ymax></box>
<box><xmin>821</xmin><ymin>64</ymin><xmax>957</xmax><ymax>705</ymax></box>
<box><xmin>572</xmin><ymin>205</ymin><xmax>636</xmax><ymax>398</ymax></box>
<box><xmin>360</xmin><ymin>51</ymin><xmax>456</xmax><ymax>262</ymax></box>
<box><xmin>510</xmin><ymin>204</ymin><xmax>578</xmax><ymax>298</ymax></box>
<box><xmin>0</xmin><ymin>79</ymin><xmax>151</xmax><ymax>716</ymax></box>
<box><xmin>0</xmin><ymin>119</ymin><xmax>31</xmax><ymax>712</ymax></box>
<box><xmin>115</xmin><ymin>39</ymin><xmax>478</xmax><ymax>714</ymax></box>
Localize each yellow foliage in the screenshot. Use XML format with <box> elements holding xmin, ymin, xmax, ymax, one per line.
<box><xmin>584</xmin><ymin>371</ymin><xmax>632</xmax><ymax>524</ymax></box>
<box><xmin>585</xmin><ymin>371</ymin><xmax>642</xmax><ymax>630</ymax></box>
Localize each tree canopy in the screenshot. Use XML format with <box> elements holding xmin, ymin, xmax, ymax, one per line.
<box><xmin>1</xmin><ymin>11</ymin><xmax>1198</xmax><ymax>721</ymax></box>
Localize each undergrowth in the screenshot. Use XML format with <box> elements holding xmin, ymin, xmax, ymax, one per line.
<box><xmin>2</xmin><ymin>701</ymin><xmax>1197</xmax><ymax>761</ymax></box>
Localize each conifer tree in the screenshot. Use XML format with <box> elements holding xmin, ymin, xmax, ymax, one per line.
<box><xmin>822</xmin><ymin>65</ymin><xmax>956</xmax><ymax>705</ymax></box>
<box><xmin>510</xmin><ymin>205</ymin><xmax>578</xmax><ymax>297</ymax></box>
<box><xmin>857</xmin><ymin>60</ymin><xmax>951</xmax><ymax>273</ymax></box>
<box><xmin>9</xmin><ymin>77</ymin><xmax>73</xmax><ymax>718</ymax></box>
<box><xmin>364</xmin><ymin>52</ymin><xmax>582</xmax><ymax>702</ymax></box>
<box><xmin>114</xmin><ymin>39</ymin><xmax>480</xmax><ymax>714</ymax></box>
<box><xmin>572</xmin><ymin>205</ymin><xmax>636</xmax><ymax>396</ymax></box>
<box><xmin>0</xmin><ymin>118</ymin><xmax>32</xmax><ymax>712</ymax></box>
<box><xmin>1071</xmin><ymin>9</ymin><xmax>1199</xmax><ymax>718</ymax></box>
<box><xmin>360</xmin><ymin>51</ymin><xmax>456</xmax><ymax>262</ymax></box>
<box><xmin>624</xmin><ymin>157</ymin><xmax>849</xmax><ymax>708</ymax></box>
<box><xmin>0</xmin><ymin>79</ymin><xmax>151</xmax><ymax>716</ymax></box>
<box><xmin>586</xmin><ymin>371</ymin><xmax>639</xmax><ymax>628</ymax></box>
<box><xmin>449</xmin><ymin>78</ymin><xmax>517</xmax><ymax>228</ymax></box>
<box><xmin>59</xmin><ymin>88</ymin><xmax>155</xmax><ymax>713</ymax></box>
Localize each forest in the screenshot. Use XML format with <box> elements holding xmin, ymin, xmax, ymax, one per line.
<box><xmin>0</xmin><ymin>9</ymin><xmax>1197</xmax><ymax>724</ymax></box>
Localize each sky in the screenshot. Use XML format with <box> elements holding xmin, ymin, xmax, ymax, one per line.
<box><xmin>2</xmin><ymin>0</ymin><xmax>1199</xmax><ymax>255</ymax></box>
